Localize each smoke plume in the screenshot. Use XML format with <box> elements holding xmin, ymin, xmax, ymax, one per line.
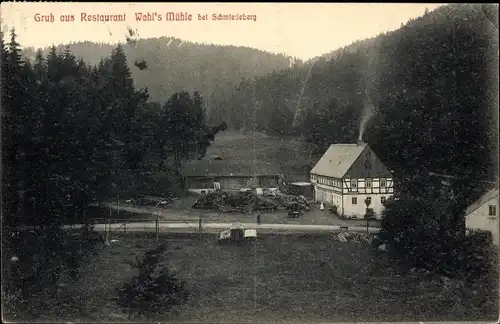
<box><xmin>358</xmin><ymin>47</ymin><xmax>380</xmax><ymax>142</ymax></box>
<box><xmin>358</xmin><ymin>95</ymin><xmax>375</xmax><ymax>142</ymax></box>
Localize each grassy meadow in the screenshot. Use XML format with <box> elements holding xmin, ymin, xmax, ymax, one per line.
<box><xmin>206</xmin><ymin>131</ymin><xmax>316</xmax><ymax>182</ymax></box>
<box><xmin>28</xmin><ymin>233</ymin><xmax>498</xmax><ymax>323</ymax></box>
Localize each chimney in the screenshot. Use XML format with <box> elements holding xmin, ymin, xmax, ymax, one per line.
<box><xmin>357</xmin><ymin>140</ymin><xmax>364</xmax><ymax>146</ymax></box>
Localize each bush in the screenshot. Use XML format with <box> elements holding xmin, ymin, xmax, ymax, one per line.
<box><xmin>2</xmin><ymin>226</ymin><xmax>103</xmax><ymax>320</ymax></box>
<box><xmin>379</xmin><ymin>196</ymin><xmax>495</xmax><ymax>279</ymax></box>
<box><xmin>115</xmin><ymin>243</ymin><xmax>189</xmax><ymax>320</ymax></box>
<box><xmin>462</xmin><ymin>230</ymin><xmax>496</xmax><ymax>279</ymax></box>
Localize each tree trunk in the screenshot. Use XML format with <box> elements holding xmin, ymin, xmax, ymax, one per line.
<box><xmin>174</xmin><ymin>153</ymin><xmax>185</xmax><ymax>190</ymax></box>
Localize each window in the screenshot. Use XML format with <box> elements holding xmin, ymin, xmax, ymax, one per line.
<box><xmin>380</xmin><ymin>179</ymin><xmax>387</xmax><ymax>188</ymax></box>
<box><xmin>489</xmin><ymin>205</ymin><xmax>497</xmax><ymax>216</ymax></box>
<box><xmin>381</xmin><ymin>196</ymin><xmax>386</xmax><ymax>204</ymax></box>
<box><xmin>352</xmin><ymin>197</ymin><xmax>357</xmax><ymax>205</ymax></box>
<box><xmin>351</xmin><ymin>179</ymin><xmax>357</xmax><ymax>189</ymax></box>
<box><xmin>366</xmin><ymin>179</ymin><xmax>372</xmax><ymax>188</ymax></box>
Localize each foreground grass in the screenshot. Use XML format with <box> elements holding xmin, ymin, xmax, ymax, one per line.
<box><xmin>39</xmin><ymin>232</ymin><xmax>498</xmax><ymax>322</ymax></box>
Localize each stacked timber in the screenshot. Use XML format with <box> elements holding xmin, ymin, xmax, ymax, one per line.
<box><xmin>192</xmin><ymin>191</ymin><xmax>278</xmax><ymax>213</ymax></box>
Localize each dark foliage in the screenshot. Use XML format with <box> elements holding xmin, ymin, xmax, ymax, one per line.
<box><xmin>462</xmin><ymin>230</ymin><xmax>496</xmax><ymax>278</ymax></box>
<box><xmin>379</xmin><ymin>197</ymin><xmax>495</xmax><ymax>280</ymax></box>
<box><xmin>2</xmin><ymin>29</ymin><xmax>218</xmax><ymax>319</ymax></box>
<box><xmin>22</xmin><ymin>37</ymin><xmax>295</xmax><ymax>105</ymax></box>
<box><xmin>208</xmin><ymin>4</ymin><xmax>498</xmax><ymax>205</ymax></box>
<box><xmin>115</xmin><ymin>244</ymin><xmax>189</xmax><ymax>319</ymax></box>
<box><xmin>134</xmin><ymin>59</ymin><xmax>148</xmax><ymax>70</ymax></box>
<box><xmin>2</xmin><ymin>226</ymin><xmax>104</xmax><ymax>319</ymax></box>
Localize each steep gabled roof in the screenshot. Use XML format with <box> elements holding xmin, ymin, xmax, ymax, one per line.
<box><xmin>310</xmin><ymin>143</ymin><xmax>368</xmax><ymax>179</ymax></box>
<box><xmin>182</xmin><ymin>159</ymin><xmax>280</xmax><ymax>177</ymax></box>
<box><xmin>466</xmin><ymin>189</ymin><xmax>499</xmax><ymax>216</ymax></box>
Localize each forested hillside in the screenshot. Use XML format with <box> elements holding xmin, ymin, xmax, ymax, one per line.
<box><xmin>4</xmin><ymin>32</ymin><xmax>228</xmax><ymax>228</ymax></box>
<box><xmin>307</xmin><ymin>36</ymin><xmax>380</xmax><ymax>64</ymax></box>
<box><xmin>212</xmin><ymin>4</ymin><xmax>498</xmax><ymax>203</ymax></box>
<box><xmin>2</xmin><ymin>28</ymin><xmax>234</xmax><ymax>317</ymax></box>
<box><xmin>22</xmin><ymin>37</ymin><xmax>295</xmax><ymax>105</ymax></box>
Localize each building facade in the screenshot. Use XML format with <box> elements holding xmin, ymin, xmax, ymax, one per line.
<box><xmin>182</xmin><ymin>159</ymin><xmax>279</xmax><ymax>194</ymax></box>
<box><xmin>465</xmin><ymin>189</ymin><xmax>499</xmax><ymax>245</ymax></box>
<box><xmin>310</xmin><ymin>142</ymin><xmax>393</xmax><ymax>220</ymax></box>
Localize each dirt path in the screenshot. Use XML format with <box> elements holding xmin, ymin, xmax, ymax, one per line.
<box><xmin>64</xmin><ymin>222</ymin><xmax>380</xmax><ymax>234</ymax></box>
<box><xmin>102</xmin><ymin>203</ymin><xmax>381</xmax><ymax>228</ymax></box>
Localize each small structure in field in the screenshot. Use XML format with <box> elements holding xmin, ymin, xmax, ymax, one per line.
<box><xmin>218</xmin><ymin>223</ymin><xmax>257</xmax><ymax>243</ymax></box>
<box><xmin>290</xmin><ymin>182</ymin><xmax>313</xmax><ymax>199</ymax></box>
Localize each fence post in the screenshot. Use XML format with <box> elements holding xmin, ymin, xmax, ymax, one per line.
<box><xmin>156</xmin><ymin>212</ymin><xmax>159</xmax><ymax>243</ymax></box>
<box><xmin>199</xmin><ymin>211</ymin><xmax>203</xmax><ymax>233</ymax></box>
<box><xmin>199</xmin><ymin>202</ymin><xmax>204</xmax><ymax>240</ymax></box>
<box><xmin>105</xmin><ymin>208</ymin><xmax>111</xmax><ymax>242</ymax></box>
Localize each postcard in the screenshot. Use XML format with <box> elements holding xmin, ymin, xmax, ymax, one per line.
<box><xmin>1</xmin><ymin>2</ymin><xmax>499</xmax><ymax>323</ymax></box>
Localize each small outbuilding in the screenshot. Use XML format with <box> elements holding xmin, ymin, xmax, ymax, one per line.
<box><xmin>290</xmin><ymin>182</ymin><xmax>313</xmax><ymax>199</ymax></box>
<box><xmin>182</xmin><ymin>159</ymin><xmax>280</xmax><ymax>194</ymax></box>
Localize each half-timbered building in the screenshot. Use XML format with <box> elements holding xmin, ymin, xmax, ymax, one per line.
<box><xmin>310</xmin><ymin>141</ymin><xmax>393</xmax><ymax>219</ymax></box>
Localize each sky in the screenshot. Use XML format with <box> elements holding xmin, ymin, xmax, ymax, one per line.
<box><xmin>1</xmin><ymin>2</ymin><xmax>445</xmax><ymax>61</ymax></box>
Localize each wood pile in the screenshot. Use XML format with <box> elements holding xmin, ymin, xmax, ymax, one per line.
<box><xmin>192</xmin><ymin>191</ymin><xmax>278</xmax><ymax>213</ymax></box>
<box><xmin>264</xmin><ymin>190</ymin><xmax>309</xmax><ymax>210</ymax></box>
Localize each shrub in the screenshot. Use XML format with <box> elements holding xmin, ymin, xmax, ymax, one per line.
<box><xmin>115</xmin><ymin>243</ymin><xmax>189</xmax><ymax>320</ymax></box>
<box><xmin>378</xmin><ymin>196</ymin><xmax>494</xmax><ymax>278</ymax></box>
<box><xmin>364</xmin><ymin>208</ymin><xmax>375</xmax><ymax>219</ymax></box>
<box><xmin>462</xmin><ymin>229</ymin><xmax>496</xmax><ymax>279</ymax></box>
<box><xmin>2</xmin><ymin>226</ymin><xmax>103</xmax><ymax>320</ymax></box>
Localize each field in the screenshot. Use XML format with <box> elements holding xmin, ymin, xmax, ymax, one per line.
<box><xmin>206</xmin><ymin>131</ymin><xmax>312</xmax><ymax>162</ymax></box>
<box><xmin>37</xmin><ymin>233</ymin><xmax>497</xmax><ymax>323</ymax></box>
<box><xmin>206</xmin><ymin>131</ymin><xmax>315</xmax><ymax>181</ymax></box>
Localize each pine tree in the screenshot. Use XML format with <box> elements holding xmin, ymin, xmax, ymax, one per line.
<box><xmin>116</xmin><ymin>244</ymin><xmax>188</xmax><ymax>320</ymax></box>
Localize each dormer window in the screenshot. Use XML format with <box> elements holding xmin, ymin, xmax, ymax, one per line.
<box><xmin>380</xmin><ymin>179</ymin><xmax>387</xmax><ymax>188</ymax></box>
<box><xmin>366</xmin><ymin>179</ymin><xmax>372</xmax><ymax>188</ymax></box>
<box><xmin>351</xmin><ymin>179</ymin><xmax>357</xmax><ymax>189</ymax></box>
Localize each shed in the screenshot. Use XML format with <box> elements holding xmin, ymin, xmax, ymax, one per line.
<box><xmin>290</xmin><ymin>182</ymin><xmax>313</xmax><ymax>199</ymax></box>
<box><xmin>182</xmin><ymin>159</ymin><xmax>280</xmax><ymax>192</ymax></box>
<box><xmin>229</xmin><ymin>223</ymin><xmax>245</xmax><ymax>242</ymax></box>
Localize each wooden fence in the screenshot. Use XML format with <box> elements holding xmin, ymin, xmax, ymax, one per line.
<box><xmin>84</xmin><ymin>217</ymin><xmax>204</xmax><ymax>243</ymax></box>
